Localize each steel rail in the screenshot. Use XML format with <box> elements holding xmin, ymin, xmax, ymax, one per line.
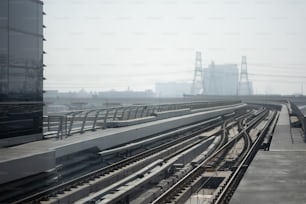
<box><xmin>84</xmin><ymin>114</ymin><xmax>250</xmax><ymax>204</ymax></box>
<box><xmin>12</xmin><ymin>117</ymin><xmax>225</xmax><ymax>204</ymax></box>
<box><xmin>13</xmin><ymin>109</ymin><xmax>249</xmax><ymax>204</ymax></box>
<box><xmin>213</xmin><ymin>111</ymin><xmax>276</xmax><ymax>204</ymax></box>
<box><xmin>151</xmin><ymin>109</ymin><xmax>268</xmax><ymax>204</ymax></box>
<box><xmin>82</xmin><ymin>134</ymin><xmax>219</xmax><ymax>204</ymax></box>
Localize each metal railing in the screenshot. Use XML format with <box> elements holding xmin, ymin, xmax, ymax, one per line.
<box><xmin>288</xmin><ymin>101</ymin><xmax>306</xmax><ymax>142</ymax></box>
<box><xmin>43</xmin><ymin>100</ymin><xmax>240</xmax><ymax>139</ymax></box>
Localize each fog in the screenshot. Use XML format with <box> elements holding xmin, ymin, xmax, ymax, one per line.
<box><xmin>44</xmin><ymin>0</ymin><xmax>306</xmax><ymax>95</ymax></box>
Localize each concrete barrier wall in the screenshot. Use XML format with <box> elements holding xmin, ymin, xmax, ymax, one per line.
<box><xmin>0</xmin><ymin>150</ymin><xmax>55</xmax><ymax>184</ymax></box>
<box><xmin>55</xmin><ymin>104</ymin><xmax>246</xmax><ymax>158</ymax></box>
<box><xmin>0</xmin><ymin>103</ymin><xmax>246</xmax><ymax>184</ymax></box>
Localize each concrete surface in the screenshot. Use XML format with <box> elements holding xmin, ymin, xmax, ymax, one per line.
<box><xmin>270</xmin><ymin>105</ymin><xmax>306</xmax><ymax>150</ymax></box>
<box><xmin>231</xmin><ymin>104</ymin><xmax>306</xmax><ymax>204</ymax></box>
<box><xmin>230</xmin><ymin>151</ymin><xmax>306</xmax><ymax>204</ymax></box>
<box><xmin>0</xmin><ymin>104</ymin><xmax>245</xmax><ymax>184</ymax></box>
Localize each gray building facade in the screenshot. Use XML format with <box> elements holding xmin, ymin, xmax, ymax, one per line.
<box><xmin>203</xmin><ymin>63</ymin><xmax>239</xmax><ymax>95</ymax></box>
<box><xmin>0</xmin><ymin>0</ymin><xmax>44</xmax><ymax>146</ymax></box>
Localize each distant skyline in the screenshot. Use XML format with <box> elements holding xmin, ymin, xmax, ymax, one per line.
<box><xmin>44</xmin><ymin>0</ymin><xmax>306</xmax><ymax>95</ymax></box>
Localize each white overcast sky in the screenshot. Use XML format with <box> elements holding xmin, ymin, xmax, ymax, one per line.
<box><xmin>44</xmin><ymin>0</ymin><xmax>306</xmax><ymax>94</ymax></box>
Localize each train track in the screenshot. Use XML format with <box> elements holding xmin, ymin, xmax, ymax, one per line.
<box><xmin>11</xmin><ymin>107</ymin><xmax>267</xmax><ymax>204</ymax></box>
<box><xmin>76</xmin><ymin>111</ymin><xmax>258</xmax><ymax>204</ymax></box>
<box><xmin>151</xmin><ymin>108</ymin><xmax>276</xmax><ymax>204</ymax></box>
<box><xmin>212</xmin><ymin>111</ymin><xmax>277</xmax><ymax>204</ymax></box>
<box><xmin>12</xmin><ymin>114</ymin><xmax>233</xmax><ymax>204</ymax></box>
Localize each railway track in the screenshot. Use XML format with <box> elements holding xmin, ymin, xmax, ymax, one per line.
<box><xmin>151</xmin><ymin>109</ymin><xmax>276</xmax><ymax>204</ymax></box>
<box><xmin>11</xmin><ymin>114</ymin><xmax>231</xmax><ymax>204</ymax></box>
<box><xmin>212</xmin><ymin>111</ymin><xmax>277</xmax><ymax>204</ymax></box>
<box><xmin>77</xmin><ymin>111</ymin><xmax>259</xmax><ymax>204</ymax></box>
<box><xmin>11</xmin><ymin>107</ymin><xmax>270</xmax><ymax>204</ymax></box>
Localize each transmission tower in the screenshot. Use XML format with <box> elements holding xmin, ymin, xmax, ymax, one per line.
<box><xmin>238</xmin><ymin>56</ymin><xmax>251</xmax><ymax>95</ymax></box>
<box><xmin>191</xmin><ymin>51</ymin><xmax>204</xmax><ymax>95</ymax></box>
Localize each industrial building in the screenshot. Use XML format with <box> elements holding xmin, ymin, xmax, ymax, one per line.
<box><xmin>203</xmin><ymin>62</ymin><xmax>239</xmax><ymax>95</ymax></box>
<box><xmin>0</xmin><ymin>0</ymin><xmax>44</xmax><ymax>146</ymax></box>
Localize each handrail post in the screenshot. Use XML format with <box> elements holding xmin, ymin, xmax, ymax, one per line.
<box><xmin>81</xmin><ymin>110</ymin><xmax>94</xmax><ymax>133</ymax></box>
<box><xmin>67</xmin><ymin>111</ymin><xmax>82</xmax><ymax>136</ymax></box>
<box><xmin>57</xmin><ymin>116</ymin><xmax>63</xmax><ymax>139</ymax></box>
<box><xmin>145</xmin><ymin>106</ymin><xmax>151</xmax><ymax>116</ymax></box>
<box><xmin>92</xmin><ymin>109</ymin><xmax>103</xmax><ymax>130</ymax></box>
<box><xmin>134</xmin><ymin>106</ymin><xmax>140</xmax><ymax>119</ymax></box>
<box><xmin>121</xmin><ymin>107</ymin><xmax>128</xmax><ymax>120</ymax></box>
<box><xmin>140</xmin><ymin>106</ymin><xmax>147</xmax><ymax>117</ymax></box>
<box><xmin>113</xmin><ymin>108</ymin><xmax>120</xmax><ymax>120</ymax></box>
<box><xmin>127</xmin><ymin>107</ymin><xmax>132</xmax><ymax>120</ymax></box>
<box><xmin>67</xmin><ymin>112</ymin><xmax>76</xmax><ymax>136</ymax></box>
<box><xmin>64</xmin><ymin>114</ymin><xmax>68</xmax><ymax>137</ymax></box>
<box><xmin>103</xmin><ymin>108</ymin><xmax>111</xmax><ymax>129</ymax></box>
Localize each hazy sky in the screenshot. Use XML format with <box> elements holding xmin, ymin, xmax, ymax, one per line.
<box><xmin>44</xmin><ymin>0</ymin><xmax>306</xmax><ymax>94</ymax></box>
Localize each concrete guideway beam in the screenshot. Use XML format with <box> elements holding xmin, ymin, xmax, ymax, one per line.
<box><xmin>0</xmin><ymin>103</ymin><xmax>246</xmax><ymax>185</ymax></box>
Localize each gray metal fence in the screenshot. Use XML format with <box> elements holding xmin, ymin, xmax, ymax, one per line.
<box><xmin>44</xmin><ymin>100</ymin><xmax>240</xmax><ymax>139</ymax></box>
<box><xmin>288</xmin><ymin>101</ymin><xmax>306</xmax><ymax>142</ymax></box>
